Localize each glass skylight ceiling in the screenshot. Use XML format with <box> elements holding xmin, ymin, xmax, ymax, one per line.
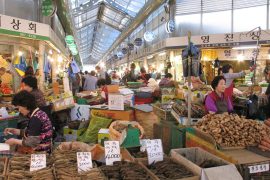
<box><xmin>69</xmin><ymin>0</ymin><xmax>148</xmax><ymax>64</ymax></box>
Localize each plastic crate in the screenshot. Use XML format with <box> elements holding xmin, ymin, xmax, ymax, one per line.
<box><xmin>152</xmin><ymin>103</ymin><xmax>174</xmax><ymax>121</ymax></box>
<box><xmin>135</xmin><ymin>97</ymin><xmax>153</xmax><ymax>105</ymax></box>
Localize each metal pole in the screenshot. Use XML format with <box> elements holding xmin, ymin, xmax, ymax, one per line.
<box><xmin>253</xmin><ymin>27</ymin><xmax>261</xmax><ymax>85</ymax></box>
<box><xmin>187</xmin><ymin>31</ymin><xmax>192</xmax><ymax>126</ymax></box>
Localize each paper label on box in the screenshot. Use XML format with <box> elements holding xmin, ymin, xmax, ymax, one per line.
<box><xmin>30</xmin><ymin>154</ymin><xmax>46</xmax><ymax>172</ymax></box>
<box><xmin>77</xmin><ymin>152</ymin><xmax>93</xmax><ymax>173</ymax></box>
<box><xmin>146</xmin><ymin>139</ymin><xmax>163</xmax><ymax>165</ymax></box>
<box><xmin>104</xmin><ymin>141</ymin><xmax>121</xmax><ymax>165</ymax></box>
<box><xmin>140</xmin><ymin>139</ymin><xmax>150</xmax><ymax>152</ymax></box>
<box><xmin>249</xmin><ymin>163</ymin><xmax>269</xmax><ymax>174</ymax></box>
<box><xmin>71</xmin><ymin>104</ymin><xmax>90</xmax><ymax>121</ymax></box>
<box><xmin>108</xmin><ymin>94</ymin><xmax>124</xmax><ymax>110</ymax></box>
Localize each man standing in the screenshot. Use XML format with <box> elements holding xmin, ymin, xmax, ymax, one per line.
<box><xmin>83</xmin><ymin>71</ymin><xmax>98</xmax><ymax>91</ymax></box>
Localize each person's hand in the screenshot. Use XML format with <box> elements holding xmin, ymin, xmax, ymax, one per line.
<box><xmin>5</xmin><ymin>138</ymin><xmax>19</xmax><ymax>146</ymax></box>
<box><xmin>4</xmin><ymin>128</ymin><xmax>20</xmax><ymax>136</ymax></box>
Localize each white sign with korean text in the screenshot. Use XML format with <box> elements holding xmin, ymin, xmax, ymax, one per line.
<box><xmin>140</xmin><ymin>139</ymin><xmax>150</xmax><ymax>152</ymax></box>
<box><xmin>77</xmin><ymin>152</ymin><xmax>93</xmax><ymax>173</ymax></box>
<box><xmin>146</xmin><ymin>139</ymin><xmax>163</xmax><ymax>165</ymax></box>
<box><xmin>104</xmin><ymin>141</ymin><xmax>121</xmax><ymax>165</ymax></box>
<box><xmin>249</xmin><ymin>163</ymin><xmax>270</xmax><ymax>174</ymax></box>
<box><xmin>108</xmin><ymin>94</ymin><xmax>124</xmax><ymax>111</ymax></box>
<box><xmin>30</xmin><ymin>154</ymin><xmax>46</xmax><ymax>172</ymax></box>
<box><xmin>0</xmin><ymin>14</ymin><xmax>50</xmax><ymax>37</ymax></box>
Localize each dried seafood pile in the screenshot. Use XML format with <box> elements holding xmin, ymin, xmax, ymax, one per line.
<box><xmin>196</xmin><ymin>114</ymin><xmax>270</xmax><ymax>147</ymax></box>
<box><xmin>172</xmin><ymin>101</ymin><xmax>206</xmax><ymax>118</ymax></box>
<box><xmin>147</xmin><ymin>159</ymin><xmax>194</xmax><ymax>179</ymax></box>
<box><xmin>100</xmin><ymin>161</ymin><xmax>151</xmax><ymax>180</ymax></box>
<box><xmin>7</xmin><ymin>154</ymin><xmax>54</xmax><ymax>180</ymax></box>
<box><xmin>53</xmin><ymin>149</ymin><xmax>105</xmax><ymax>180</ymax></box>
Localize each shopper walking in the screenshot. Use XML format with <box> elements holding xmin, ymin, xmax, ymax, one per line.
<box><xmin>83</xmin><ymin>71</ymin><xmax>98</xmax><ymax>91</ymax></box>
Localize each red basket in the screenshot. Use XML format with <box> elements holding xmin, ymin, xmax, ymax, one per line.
<box><xmin>135</xmin><ymin>97</ymin><xmax>153</xmax><ymax>105</ymax></box>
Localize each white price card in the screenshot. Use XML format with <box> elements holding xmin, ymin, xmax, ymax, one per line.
<box><xmin>146</xmin><ymin>139</ymin><xmax>163</xmax><ymax>165</ymax></box>
<box><xmin>30</xmin><ymin>154</ymin><xmax>46</xmax><ymax>172</ymax></box>
<box><xmin>104</xmin><ymin>141</ymin><xmax>121</xmax><ymax>165</ymax></box>
<box><xmin>77</xmin><ymin>152</ymin><xmax>93</xmax><ymax>173</ymax></box>
<box><xmin>249</xmin><ymin>163</ymin><xmax>269</xmax><ymax>174</ymax></box>
<box><xmin>140</xmin><ymin>139</ymin><xmax>150</xmax><ymax>152</ymax></box>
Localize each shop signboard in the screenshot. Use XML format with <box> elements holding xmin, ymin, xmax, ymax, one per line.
<box><xmin>42</xmin><ymin>0</ymin><xmax>56</xmax><ymax>17</ymax></box>
<box><xmin>0</xmin><ymin>14</ymin><xmax>50</xmax><ymax>41</ymax></box>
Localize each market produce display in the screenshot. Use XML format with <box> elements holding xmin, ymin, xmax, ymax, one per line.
<box><xmin>100</xmin><ymin>161</ymin><xmax>152</xmax><ymax>180</ymax></box>
<box><xmin>147</xmin><ymin>159</ymin><xmax>194</xmax><ymax>179</ymax></box>
<box><xmin>172</xmin><ymin>101</ymin><xmax>206</xmax><ymax>118</ymax></box>
<box><xmin>7</xmin><ymin>154</ymin><xmax>54</xmax><ymax>180</ymax></box>
<box><xmin>196</xmin><ymin>114</ymin><xmax>270</xmax><ymax>147</ymax></box>
<box><xmin>53</xmin><ymin>149</ymin><xmax>105</xmax><ymax>180</ymax></box>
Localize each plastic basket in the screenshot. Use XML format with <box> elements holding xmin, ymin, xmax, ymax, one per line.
<box><xmin>0</xmin><ymin>118</ymin><xmax>18</xmax><ymax>133</ymax></box>
<box><xmin>152</xmin><ymin>103</ymin><xmax>174</xmax><ymax>121</ymax></box>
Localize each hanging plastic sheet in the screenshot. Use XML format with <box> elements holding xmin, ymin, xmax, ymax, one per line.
<box><xmin>182</xmin><ymin>42</ymin><xmax>201</xmax><ymax>77</ymax></box>
<box><xmin>44</xmin><ymin>53</ymin><xmax>51</xmax><ymax>74</ymax></box>
<box><xmin>14</xmin><ymin>55</ymin><xmax>27</xmax><ymax>76</ymax></box>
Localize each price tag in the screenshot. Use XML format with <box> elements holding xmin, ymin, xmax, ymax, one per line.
<box><xmin>30</xmin><ymin>154</ymin><xmax>46</xmax><ymax>172</ymax></box>
<box><xmin>104</xmin><ymin>141</ymin><xmax>121</xmax><ymax>165</ymax></box>
<box><xmin>249</xmin><ymin>163</ymin><xmax>269</xmax><ymax>174</ymax></box>
<box><xmin>140</xmin><ymin>139</ymin><xmax>150</xmax><ymax>152</ymax></box>
<box><xmin>146</xmin><ymin>139</ymin><xmax>163</xmax><ymax>165</ymax></box>
<box><xmin>77</xmin><ymin>152</ymin><xmax>93</xmax><ymax>173</ymax></box>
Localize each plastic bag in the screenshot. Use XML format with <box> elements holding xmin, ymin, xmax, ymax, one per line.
<box><xmin>78</xmin><ymin>112</ymin><xmax>112</xmax><ymax>143</ymax></box>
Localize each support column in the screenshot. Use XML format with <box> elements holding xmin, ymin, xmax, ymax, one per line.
<box><xmin>38</xmin><ymin>41</ymin><xmax>45</xmax><ymax>92</ymax></box>
<box><xmin>12</xmin><ymin>45</ymin><xmax>21</xmax><ymax>92</ymax></box>
<box><xmin>51</xmin><ymin>52</ymin><xmax>57</xmax><ymax>83</ymax></box>
<box><xmin>170</xmin><ymin>50</ymin><xmax>176</xmax><ymax>80</ymax></box>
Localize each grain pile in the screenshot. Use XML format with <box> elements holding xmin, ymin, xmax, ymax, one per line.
<box><xmin>196</xmin><ymin>114</ymin><xmax>270</xmax><ymax>147</ymax></box>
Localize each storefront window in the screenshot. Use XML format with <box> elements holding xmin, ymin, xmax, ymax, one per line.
<box><xmin>175</xmin><ymin>13</ymin><xmax>201</xmax><ymax>36</ymax></box>
<box><xmin>233</xmin><ymin>5</ymin><xmax>267</xmax><ymax>32</ymax></box>
<box><xmin>202</xmin><ymin>11</ymin><xmax>232</xmax><ymax>34</ymax></box>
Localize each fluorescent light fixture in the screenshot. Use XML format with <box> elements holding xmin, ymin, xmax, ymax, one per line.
<box><xmin>159</xmin><ymin>52</ymin><xmax>166</xmax><ymax>56</ymax></box>
<box><xmin>49</xmin><ymin>49</ymin><xmax>53</xmax><ymax>55</ymax></box>
<box><xmin>237</xmin><ymin>54</ymin><xmax>245</xmax><ymax>61</ymax></box>
<box><xmin>232</xmin><ymin>45</ymin><xmax>259</xmax><ymax>50</ymax></box>
<box><xmin>58</xmin><ymin>56</ymin><xmax>63</xmax><ymax>63</ymax></box>
<box><xmin>147</xmin><ymin>55</ymin><xmax>153</xmax><ymax>59</ymax></box>
<box><xmin>18</xmin><ymin>51</ymin><xmax>23</xmax><ymax>56</ymax></box>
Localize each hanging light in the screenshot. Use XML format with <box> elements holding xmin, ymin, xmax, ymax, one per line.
<box><xmin>18</xmin><ymin>51</ymin><xmax>23</xmax><ymax>56</ymax></box>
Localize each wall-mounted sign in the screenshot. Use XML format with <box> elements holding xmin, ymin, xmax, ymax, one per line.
<box><xmin>0</xmin><ymin>14</ymin><xmax>50</xmax><ymax>40</ymax></box>
<box><xmin>122</xmin><ymin>48</ymin><xmax>128</xmax><ymax>55</ymax></box>
<box><xmin>65</xmin><ymin>35</ymin><xmax>78</xmax><ymax>55</ymax></box>
<box><xmin>41</xmin><ymin>0</ymin><xmax>57</xmax><ymax>17</ymax></box>
<box><xmin>117</xmin><ymin>51</ymin><xmax>124</xmax><ymax>58</ymax></box>
<box><xmin>165</xmin><ymin>20</ymin><xmax>175</xmax><ymax>33</ymax></box>
<box><xmin>144</xmin><ymin>31</ymin><xmax>155</xmax><ymax>42</ymax></box>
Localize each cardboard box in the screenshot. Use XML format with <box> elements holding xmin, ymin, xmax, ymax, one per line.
<box><xmin>108</xmin><ymin>93</ymin><xmax>124</xmax><ymax>110</ymax></box>
<box><xmin>171</xmin><ymin>148</ymin><xmax>242</xmax><ymax>180</ymax></box>
<box><xmin>107</xmin><ymin>85</ymin><xmax>119</xmax><ymax>93</ymax></box>
<box><xmin>63</xmin><ymin>126</ymin><xmax>86</xmax><ymax>142</ymax></box>
<box><xmin>138</xmin><ymin>157</ymin><xmax>200</xmax><ymax>180</ymax></box>
<box><xmin>91</xmin><ymin>109</ymin><xmax>135</xmax><ymax>121</ymax></box>
<box><xmin>98</xmin><ymin>128</ymin><xmax>110</xmax><ymax>144</ymax></box>
<box><xmin>162</xmin><ymin>94</ymin><xmax>175</xmax><ymax>103</ymax></box>
<box><xmin>222</xmin><ymin>149</ymin><xmax>270</xmax><ymax>180</ymax></box>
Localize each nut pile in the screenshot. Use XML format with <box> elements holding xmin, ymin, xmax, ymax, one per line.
<box><xmin>7</xmin><ymin>154</ymin><xmax>54</xmax><ymax>180</ymax></box>
<box><xmin>53</xmin><ymin>149</ymin><xmax>105</xmax><ymax>180</ymax></box>
<box><xmin>147</xmin><ymin>159</ymin><xmax>194</xmax><ymax>179</ymax></box>
<box><xmin>100</xmin><ymin>161</ymin><xmax>151</xmax><ymax>180</ymax></box>
<box><xmin>196</xmin><ymin>114</ymin><xmax>270</xmax><ymax>147</ymax></box>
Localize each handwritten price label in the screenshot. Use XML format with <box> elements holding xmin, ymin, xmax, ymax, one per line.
<box><xmin>146</xmin><ymin>139</ymin><xmax>163</xmax><ymax>165</ymax></box>
<box><xmin>104</xmin><ymin>141</ymin><xmax>121</xmax><ymax>165</ymax></box>
<box><xmin>249</xmin><ymin>163</ymin><xmax>269</xmax><ymax>174</ymax></box>
<box><xmin>77</xmin><ymin>152</ymin><xmax>93</xmax><ymax>173</ymax></box>
<box><xmin>30</xmin><ymin>154</ymin><xmax>46</xmax><ymax>172</ymax></box>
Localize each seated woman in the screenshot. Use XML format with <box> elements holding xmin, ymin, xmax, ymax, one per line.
<box><xmin>137</xmin><ymin>67</ymin><xmax>151</xmax><ymax>85</ymax></box>
<box><xmin>159</xmin><ymin>73</ymin><xmax>175</xmax><ymax>87</ymax></box>
<box><xmin>205</xmin><ymin>76</ymin><xmax>233</xmax><ymax>114</ymax></box>
<box><xmin>21</xmin><ymin>76</ymin><xmax>46</xmax><ymax>107</ymax></box>
<box><xmin>4</xmin><ymin>91</ymin><xmax>53</xmax><ymax>153</ymax></box>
